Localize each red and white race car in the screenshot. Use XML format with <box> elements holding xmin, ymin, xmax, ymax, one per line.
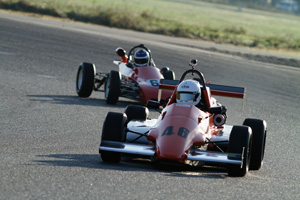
<box><xmin>99</xmin><ymin>59</ymin><xmax>267</xmax><ymax>177</ymax></box>
<box><xmin>76</xmin><ymin>44</ymin><xmax>175</xmax><ymax>105</ymax></box>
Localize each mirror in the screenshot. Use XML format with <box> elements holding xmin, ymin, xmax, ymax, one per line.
<box><xmin>116</xmin><ymin>47</ymin><xmax>126</xmax><ymax>57</ymax></box>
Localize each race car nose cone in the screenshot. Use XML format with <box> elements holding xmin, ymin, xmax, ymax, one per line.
<box><xmin>155</xmin><ymin>142</ymin><xmax>188</xmax><ymax>163</ymax></box>
<box><xmin>156</xmin><ymin>152</ymin><xmax>187</xmax><ymax>163</ymax></box>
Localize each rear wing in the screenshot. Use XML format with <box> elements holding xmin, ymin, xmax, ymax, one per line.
<box><xmin>208</xmin><ymin>84</ymin><xmax>245</xmax><ymax>99</ymax></box>
<box><xmin>157</xmin><ymin>79</ymin><xmax>245</xmax><ymax>101</ymax></box>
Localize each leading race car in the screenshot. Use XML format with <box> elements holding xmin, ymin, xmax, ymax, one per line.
<box><xmin>99</xmin><ymin>59</ymin><xmax>267</xmax><ymax>177</ymax></box>
<box><xmin>76</xmin><ymin>44</ymin><xmax>175</xmax><ymax>105</ymax></box>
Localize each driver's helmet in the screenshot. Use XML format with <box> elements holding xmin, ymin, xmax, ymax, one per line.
<box><xmin>134</xmin><ymin>49</ymin><xmax>149</xmax><ymax>67</ymax></box>
<box><xmin>176</xmin><ymin>80</ymin><xmax>201</xmax><ymax>106</ymax></box>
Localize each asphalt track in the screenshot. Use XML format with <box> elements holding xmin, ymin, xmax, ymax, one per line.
<box><xmin>1</xmin><ymin>11</ymin><xmax>300</xmax><ymax>200</ymax></box>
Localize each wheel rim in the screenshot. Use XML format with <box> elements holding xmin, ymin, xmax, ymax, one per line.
<box><xmin>261</xmin><ymin>131</ymin><xmax>267</xmax><ymax>161</ymax></box>
<box><xmin>246</xmin><ymin>145</ymin><xmax>251</xmax><ymax>172</ymax></box>
<box><xmin>77</xmin><ymin>68</ymin><xmax>83</xmax><ymax>90</ymax></box>
<box><xmin>105</xmin><ymin>77</ymin><xmax>110</xmax><ymax>98</ymax></box>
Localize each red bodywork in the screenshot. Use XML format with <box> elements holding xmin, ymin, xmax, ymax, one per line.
<box><xmin>125</xmin><ymin>66</ymin><xmax>173</xmax><ymax>105</ymax></box>
<box><xmin>147</xmin><ymin>85</ymin><xmax>222</xmax><ymax>163</ymax></box>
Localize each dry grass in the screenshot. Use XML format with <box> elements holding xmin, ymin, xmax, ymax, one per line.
<box><xmin>1</xmin><ymin>0</ymin><xmax>299</xmax><ymax>52</ymax></box>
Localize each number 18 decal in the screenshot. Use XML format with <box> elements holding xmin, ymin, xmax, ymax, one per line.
<box><xmin>162</xmin><ymin>126</ymin><xmax>190</xmax><ymax>139</ymax></box>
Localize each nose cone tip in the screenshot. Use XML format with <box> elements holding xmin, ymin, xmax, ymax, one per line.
<box><xmin>156</xmin><ymin>151</ymin><xmax>187</xmax><ymax>163</ymax></box>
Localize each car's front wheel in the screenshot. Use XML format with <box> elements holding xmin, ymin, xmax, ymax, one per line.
<box><xmin>124</xmin><ymin>105</ymin><xmax>149</xmax><ymax>122</ymax></box>
<box><xmin>76</xmin><ymin>62</ymin><xmax>96</xmax><ymax>97</ymax></box>
<box><xmin>105</xmin><ymin>70</ymin><xmax>121</xmax><ymax>104</ymax></box>
<box><xmin>100</xmin><ymin>112</ymin><xmax>127</xmax><ymax>163</ymax></box>
<box><xmin>227</xmin><ymin>125</ymin><xmax>252</xmax><ymax>177</ymax></box>
<box><xmin>243</xmin><ymin>118</ymin><xmax>267</xmax><ymax>170</ymax></box>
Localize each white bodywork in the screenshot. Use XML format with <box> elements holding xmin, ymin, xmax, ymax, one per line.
<box><xmin>126</xmin><ymin>119</ymin><xmax>157</xmax><ymax>144</ymax></box>
<box><xmin>114</xmin><ymin>61</ymin><xmax>133</xmax><ymax>77</ymax></box>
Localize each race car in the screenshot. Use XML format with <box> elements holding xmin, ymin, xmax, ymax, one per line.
<box><xmin>76</xmin><ymin>44</ymin><xmax>175</xmax><ymax>105</ymax></box>
<box><xmin>99</xmin><ymin>59</ymin><xmax>267</xmax><ymax>177</ymax></box>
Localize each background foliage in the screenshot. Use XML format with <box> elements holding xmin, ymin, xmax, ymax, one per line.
<box><xmin>1</xmin><ymin>0</ymin><xmax>299</xmax><ymax>52</ymax></box>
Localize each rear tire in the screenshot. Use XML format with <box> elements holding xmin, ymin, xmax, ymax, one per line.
<box><xmin>105</xmin><ymin>70</ymin><xmax>121</xmax><ymax>104</ymax></box>
<box><xmin>124</xmin><ymin>105</ymin><xmax>149</xmax><ymax>122</ymax></box>
<box><xmin>243</xmin><ymin>118</ymin><xmax>267</xmax><ymax>170</ymax></box>
<box><xmin>163</xmin><ymin>70</ymin><xmax>175</xmax><ymax>80</ymax></box>
<box><xmin>76</xmin><ymin>62</ymin><xmax>95</xmax><ymax>97</ymax></box>
<box><xmin>100</xmin><ymin>112</ymin><xmax>127</xmax><ymax>163</ymax></box>
<box><xmin>227</xmin><ymin>126</ymin><xmax>252</xmax><ymax>177</ymax></box>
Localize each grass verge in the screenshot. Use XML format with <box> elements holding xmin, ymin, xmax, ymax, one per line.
<box><xmin>1</xmin><ymin>0</ymin><xmax>300</xmax><ymax>53</ymax></box>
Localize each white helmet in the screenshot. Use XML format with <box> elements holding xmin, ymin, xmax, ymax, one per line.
<box><xmin>176</xmin><ymin>80</ymin><xmax>201</xmax><ymax>106</ymax></box>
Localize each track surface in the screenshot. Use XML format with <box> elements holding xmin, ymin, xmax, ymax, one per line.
<box><xmin>1</xmin><ymin>12</ymin><xmax>300</xmax><ymax>199</ymax></box>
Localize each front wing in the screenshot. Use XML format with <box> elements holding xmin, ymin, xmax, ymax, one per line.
<box><xmin>100</xmin><ymin>140</ymin><xmax>155</xmax><ymax>156</ymax></box>
<box><xmin>99</xmin><ymin>140</ymin><xmax>243</xmax><ymax>165</ymax></box>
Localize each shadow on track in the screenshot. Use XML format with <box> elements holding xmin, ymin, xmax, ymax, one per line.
<box><xmin>27</xmin><ymin>94</ymin><xmax>141</xmax><ymax>108</ymax></box>
<box><xmin>32</xmin><ymin>154</ymin><xmax>227</xmax><ymax>179</ymax></box>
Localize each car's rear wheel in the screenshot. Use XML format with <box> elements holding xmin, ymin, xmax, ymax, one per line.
<box><xmin>100</xmin><ymin>112</ymin><xmax>127</xmax><ymax>163</ymax></box>
<box><xmin>124</xmin><ymin>105</ymin><xmax>149</xmax><ymax>122</ymax></box>
<box><xmin>76</xmin><ymin>62</ymin><xmax>95</xmax><ymax>97</ymax></box>
<box><xmin>227</xmin><ymin>126</ymin><xmax>252</xmax><ymax>177</ymax></box>
<box><xmin>163</xmin><ymin>70</ymin><xmax>175</xmax><ymax>80</ymax></box>
<box><xmin>105</xmin><ymin>70</ymin><xmax>121</xmax><ymax>104</ymax></box>
<box><xmin>243</xmin><ymin>118</ymin><xmax>267</xmax><ymax>170</ymax></box>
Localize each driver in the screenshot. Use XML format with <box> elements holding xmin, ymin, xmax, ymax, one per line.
<box><xmin>176</xmin><ymin>80</ymin><xmax>202</xmax><ymax>106</ymax></box>
<box><xmin>176</xmin><ymin>79</ymin><xmax>227</xmax><ymax>116</ymax></box>
<box><xmin>134</xmin><ymin>49</ymin><xmax>149</xmax><ymax>67</ymax></box>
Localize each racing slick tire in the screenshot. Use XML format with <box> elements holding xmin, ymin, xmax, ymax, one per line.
<box><xmin>105</xmin><ymin>70</ymin><xmax>121</xmax><ymax>104</ymax></box>
<box><xmin>243</xmin><ymin>118</ymin><xmax>267</xmax><ymax>170</ymax></box>
<box><xmin>163</xmin><ymin>70</ymin><xmax>175</xmax><ymax>80</ymax></box>
<box><xmin>100</xmin><ymin>112</ymin><xmax>127</xmax><ymax>163</ymax></box>
<box><xmin>76</xmin><ymin>62</ymin><xmax>96</xmax><ymax>97</ymax></box>
<box><xmin>227</xmin><ymin>126</ymin><xmax>252</xmax><ymax>177</ymax></box>
<box><xmin>124</xmin><ymin>105</ymin><xmax>149</xmax><ymax>122</ymax></box>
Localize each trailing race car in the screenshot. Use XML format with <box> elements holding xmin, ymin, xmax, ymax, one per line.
<box><xmin>99</xmin><ymin>59</ymin><xmax>267</xmax><ymax>177</ymax></box>
<box><xmin>76</xmin><ymin>44</ymin><xmax>175</xmax><ymax>105</ymax></box>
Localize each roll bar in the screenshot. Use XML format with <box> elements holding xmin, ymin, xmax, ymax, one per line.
<box><xmin>179</xmin><ymin>59</ymin><xmax>207</xmax><ymax>91</ymax></box>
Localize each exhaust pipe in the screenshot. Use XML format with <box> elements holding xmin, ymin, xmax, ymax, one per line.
<box><xmin>213</xmin><ymin>114</ymin><xmax>226</xmax><ymax>126</ymax></box>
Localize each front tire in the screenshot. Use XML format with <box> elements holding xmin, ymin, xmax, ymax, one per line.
<box><xmin>227</xmin><ymin>126</ymin><xmax>252</xmax><ymax>177</ymax></box>
<box><xmin>243</xmin><ymin>118</ymin><xmax>267</xmax><ymax>170</ymax></box>
<box><xmin>105</xmin><ymin>70</ymin><xmax>121</xmax><ymax>104</ymax></box>
<box><xmin>124</xmin><ymin>105</ymin><xmax>149</xmax><ymax>122</ymax></box>
<box><xmin>100</xmin><ymin>112</ymin><xmax>127</xmax><ymax>163</ymax></box>
<box><xmin>76</xmin><ymin>62</ymin><xmax>96</xmax><ymax>97</ymax></box>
